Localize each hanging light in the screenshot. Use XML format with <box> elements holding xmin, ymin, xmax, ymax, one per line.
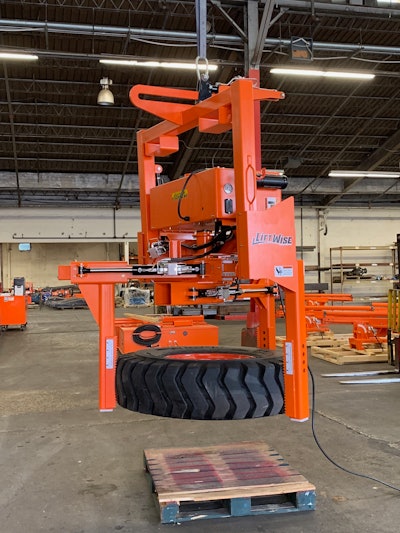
<box><xmin>270</xmin><ymin>68</ymin><xmax>375</xmax><ymax>80</ymax></box>
<box><xmin>328</xmin><ymin>170</ymin><xmax>400</xmax><ymax>178</ymax></box>
<box><xmin>97</xmin><ymin>77</ymin><xmax>114</xmax><ymax>106</ymax></box>
<box><xmin>0</xmin><ymin>52</ymin><xmax>38</xmax><ymax>61</ymax></box>
<box><xmin>99</xmin><ymin>59</ymin><xmax>218</xmax><ymax>71</ymax></box>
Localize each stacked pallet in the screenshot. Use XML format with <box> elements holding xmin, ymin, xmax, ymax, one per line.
<box><xmin>277</xmin><ymin>331</ymin><xmax>388</xmax><ymax>365</ymax></box>
<box><xmin>276</xmin><ymin>330</ymin><xmax>345</xmax><ymax>348</ymax></box>
<box><xmin>311</xmin><ymin>342</ymin><xmax>388</xmax><ymax>365</ymax></box>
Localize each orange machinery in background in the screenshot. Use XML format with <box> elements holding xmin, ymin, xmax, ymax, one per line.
<box><xmin>59</xmin><ymin>78</ymin><xmax>308</xmax><ymax>421</ymax></box>
<box><xmin>305</xmin><ymin>297</ymin><xmax>388</xmax><ymax>350</ymax></box>
<box><xmin>0</xmin><ymin>294</ymin><xmax>27</xmax><ymax>331</ymax></box>
<box><xmin>0</xmin><ymin>277</ymin><xmax>28</xmax><ymax>330</ymax></box>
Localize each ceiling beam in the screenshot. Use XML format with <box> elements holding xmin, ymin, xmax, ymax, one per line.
<box><xmin>209</xmin><ymin>0</ymin><xmax>247</xmax><ymax>41</ymax></box>
<box><xmin>276</xmin><ymin>0</ymin><xmax>400</xmax><ymax>17</ymax></box>
<box><xmin>322</xmin><ymin>94</ymin><xmax>400</xmax><ymax>206</ymax></box>
<box><xmin>3</xmin><ymin>62</ymin><xmax>21</xmax><ymax>207</ymax></box>
<box><xmin>250</xmin><ymin>0</ymin><xmax>274</xmax><ymax>69</ymax></box>
<box><xmin>323</xmin><ymin>133</ymin><xmax>400</xmax><ymax>207</ymax></box>
<box><xmin>4</xmin><ymin>19</ymin><xmax>400</xmax><ymax>57</ymax></box>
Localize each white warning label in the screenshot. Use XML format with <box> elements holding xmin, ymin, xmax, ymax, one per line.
<box><xmin>285</xmin><ymin>342</ymin><xmax>294</xmax><ymax>375</ymax></box>
<box><xmin>274</xmin><ymin>265</ymin><xmax>294</xmax><ymax>277</ymax></box>
<box><xmin>105</xmin><ymin>338</ymin><xmax>114</xmax><ymax>370</ymax></box>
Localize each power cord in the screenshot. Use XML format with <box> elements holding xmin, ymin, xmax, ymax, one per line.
<box><xmin>308</xmin><ymin>366</ymin><xmax>400</xmax><ymax>492</ymax></box>
<box><xmin>177</xmin><ymin>173</ymin><xmax>194</xmax><ymax>222</ymax></box>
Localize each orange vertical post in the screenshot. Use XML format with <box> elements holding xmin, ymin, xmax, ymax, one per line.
<box><xmin>255</xmin><ymin>296</ymin><xmax>276</xmax><ymax>350</ymax></box>
<box><xmin>230</xmin><ymin>79</ymin><xmax>257</xmax><ymax>215</ymax></box>
<box><xmin>98</xmin><ymin>283</ymin><xmax>117</xmax><ymax>411</ymax></box>
<box><xmin>248</xmin><ymin>68</ymin><xmax>262</xmax><ymax>170</ymax></box>
<box><xmin>137</xmin><ymin>131</ymin><xmax>159</xmax><ymax>263</ymax></box>
<box><xmin>248</xmin><ymin>68</ymin><xmax>261</xmax><ymax>329</ymax></box>
<box><xmin>283</xmin><ymin>260</ymin><xmax>308</xmax><ymax>421</ymax></box>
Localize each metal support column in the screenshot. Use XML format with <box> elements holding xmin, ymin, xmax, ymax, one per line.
<box><xmin>195</xmin><ymin>0</ymin><xmax>207</xmax><ymax>60</ymax></box>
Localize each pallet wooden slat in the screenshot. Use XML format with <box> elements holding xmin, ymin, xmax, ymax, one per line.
<box><xmin>311</xmin><ymin>344</ymin><xmax>388</xmax><ymax>365</ymax></box>
<box><xmin>276</xmin><ymin>331</ymin><xmax>351</xmax><ymax>348</ymax></box>
<box><xmin>144</xmin><ymin>441</ymin><xmax>316</xmax><ymax>523</ymax></box>
<box><xmin>278</xmin><ymin>330</ymin><xmax>388</xmax><ymax>365</ymax></box>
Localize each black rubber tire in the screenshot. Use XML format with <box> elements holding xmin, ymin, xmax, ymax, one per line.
<box><xmin>116</xmin><ymin>346</ymin><xmax>284</xmax><ymax>420</ymax></box>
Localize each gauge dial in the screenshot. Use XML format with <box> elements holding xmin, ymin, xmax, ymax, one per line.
<box><xmin>223</xmin><ymin>183</ymin><xmax>233</xmax><ymax>194</ymax></box>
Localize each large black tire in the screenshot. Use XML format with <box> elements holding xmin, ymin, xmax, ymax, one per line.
<box><xmin>116</xmin><ymin>346</ymin><xmax>284</xmax><ymax>420</ymax></box>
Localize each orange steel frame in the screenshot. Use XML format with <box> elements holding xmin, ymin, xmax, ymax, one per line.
<box><xmin>59</xmin><ymin>78</ymin><xmax>309</xmax><ymax>420</ymax></box>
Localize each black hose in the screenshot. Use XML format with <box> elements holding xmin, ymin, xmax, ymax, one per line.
<box><xmin>177</xmin><ymin>173</ymin><xmax>194</xmax><ymax>222</ymax></box>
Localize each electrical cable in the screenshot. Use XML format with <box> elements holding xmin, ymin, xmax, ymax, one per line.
<box><xmin>308</xmin><ymin>366</ymin><xmax>400</xmax><ymax>492</ymax></box>
<box><xmin>278</xmin><ymin>286</ymin><xmax>286</xmax><ymax>318</ymax></box>
<box><xmin>182</xmin><ymin>225</ymin><xmax>236</xmax><ymax>251</ymax></box>
<box><xmin>173</xmin><ymin>225</ymin><xmax>235</xmax><ymax>262</ymax></box>
<box><xmin>177</xmin><ymin>173</ymin><xmax>194</xmax><ymax>222</ymax></box>
<box><xmin>129</xmin><ymin>35</ymin><xmax>196</xmax><ymax>48</ymax></box>
<box><xmin>132</xmin><ymin>324</ymin><xmax>162</xmax><ymax>347</ymax></box>
<box><xmin>169</xmin><ymin>242</ymin><xmax>222</xmax><ymax>263</ymax></box>
<box><xmin>368</xmin><ymin>322</ymin><xmax>385</xmax><ymax>351</ymax></box>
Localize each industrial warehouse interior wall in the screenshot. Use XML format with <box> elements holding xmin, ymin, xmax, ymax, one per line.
<box><xmin>1</xmin><ymin>206</ymin><xmax>399</xmax><ymax>294</ymax></box>
<box><xmin>0</xmin><ymin>242</ymin><xmax>121</xmax><ymax>290</ymax></box>
<box><xmin>296</xmin><ymin>207</ymin><xmax>400</xmax><ymax>296</ymax></box>
<box><xmin>0</xmin><ymin>207</ymin><xmax>141</xmax><ymax>290</ymax></box>
<box><xmin>0</xmin><ymin>207</ymin><xmax>141</xmax><ymax>242</ymax></box>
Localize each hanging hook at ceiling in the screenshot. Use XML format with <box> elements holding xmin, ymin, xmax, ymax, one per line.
<box><xmin>319</xmin><ymin>210</ymin><xmax>328</xmax><ymax>236</ymax></box>
<box><xmin>195</xmin><ymin>56</ymin><xmax>216</xmax><ymax>101</ymax></box>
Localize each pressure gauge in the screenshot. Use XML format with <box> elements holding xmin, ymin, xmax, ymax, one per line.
<box><xmin>223</xmin><ymin>183</ymin><xmax>234</xmax><ymax>194</ymax></box>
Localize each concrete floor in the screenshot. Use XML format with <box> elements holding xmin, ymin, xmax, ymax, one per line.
<box><xmin>1</xmin><ymin>306</ymin><xmax>400</xmax><ymax>533</ymax></box>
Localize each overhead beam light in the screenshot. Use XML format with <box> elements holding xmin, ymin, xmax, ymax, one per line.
<box><xmin>329</xmin><ymin>170</ymin><xmax>400</xmax><ymax>178</ymax></box>
<box><xmin>270</xmin><ymin>68</ymin><xmax>375</xmax><ymax>80</ymax></box>
<box><xmin>99</xmin><ymin>59</ymin><xmax>218</xmax><ymax>71</ymax></box>
<box><xmin>0</xmin><ymin>52</ymin><xmax>38</xmax><ymax>61</ymax></box>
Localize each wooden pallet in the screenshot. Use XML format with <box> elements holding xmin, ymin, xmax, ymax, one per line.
<box><xmin>276</xmin><ymin>331</ymin><xmax>351</xmax><ymax>348</ymax></box>
<box><xmin>307</xmin><ymin>332</ymin><xmax>352</xmax><ymax>347</ymax></box>
<box><xmin>144</xmin><ymin>441</ymin><xmax>316</xmax><ymax>524</ymax></box>
<box><xmin>311</xmin><ymin>343</ymin><xmax>388</xmax><ymax>365</ymax></box>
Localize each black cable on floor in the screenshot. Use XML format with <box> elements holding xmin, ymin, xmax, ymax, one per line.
<box><xmin>308</xmin><ymin>365</ymin><xmax>400</xmax><ymax>492</ymax></box>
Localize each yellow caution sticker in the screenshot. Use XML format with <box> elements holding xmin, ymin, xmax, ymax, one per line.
<box><xmin>171</xmin><ymin>189</ymin><xmax>188</xmax><ymax>200</ymax></box>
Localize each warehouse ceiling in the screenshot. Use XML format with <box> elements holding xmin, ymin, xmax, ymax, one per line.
<box><xmin>2</xmin><ymin>0</ymin><xmax>400</xmax><ymax>209</ymax></box>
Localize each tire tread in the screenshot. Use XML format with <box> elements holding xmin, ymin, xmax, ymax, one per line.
<box><xmin>116</xmin><ymin>348</ymin><xmax>284</xmax><ymax>420</ymax></box>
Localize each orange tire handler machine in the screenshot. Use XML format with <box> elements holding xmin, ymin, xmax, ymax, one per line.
<box><xmin>59</xmin><ymin>78</ymin><xmax>309</xmax><ymax>421</ymax></box>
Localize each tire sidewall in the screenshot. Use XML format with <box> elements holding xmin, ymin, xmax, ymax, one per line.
<box><xmin>131</xmin><ymin>345</ymin><xmax>278</xmax><ymax>362</ymax></box>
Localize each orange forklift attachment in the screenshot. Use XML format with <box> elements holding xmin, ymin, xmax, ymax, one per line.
<box><xmin>59</xmin><ymin>78</ymin><xmax>309</xmax><ymax>421</ymax></box>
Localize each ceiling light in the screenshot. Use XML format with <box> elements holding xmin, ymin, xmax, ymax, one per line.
<box><xmin>97</xmin><ymin>77</ymin><xmax>114</xmax><ymax>106</ymax></box>
<box><xmin>0</xmin><ymin>52</ymin><xmax>38</xmax><ymax>61</ymax></box>
<box><xmin>270</xmin><ymin>68</ymin><xmax>375</xmax><ymax>80</ymax></box>
<box><xmin>329</xmin><ymin>170</ymin><xmax>400</xmax><ymax>178</ymax></box>
<box><xmin>99</xmin><ymin>59</ymin><xmax>218</xmax><ymax>71</ymax></box>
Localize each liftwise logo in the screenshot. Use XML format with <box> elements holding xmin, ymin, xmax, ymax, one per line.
<box><xmin>252</xmin><ymin>233</ymin><xmax>293</xmax><ymax>245</ymax></box>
